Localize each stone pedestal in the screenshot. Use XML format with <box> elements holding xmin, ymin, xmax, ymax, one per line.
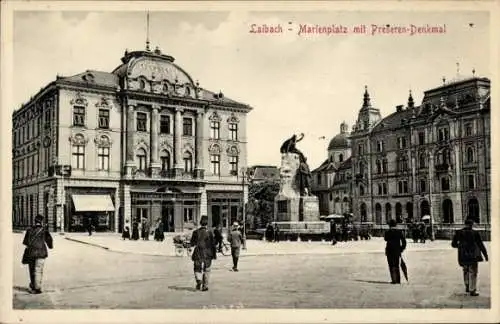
<box><xmin>274</xmin><ymin>153</ymin><xmax>319</xmax><ymax>222</ymax></box>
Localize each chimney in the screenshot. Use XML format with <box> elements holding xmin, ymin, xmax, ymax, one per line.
<box><xmin>396</xmin><ymin>105</ymin><xmax>404</xmax><ymax>112</ymax></box>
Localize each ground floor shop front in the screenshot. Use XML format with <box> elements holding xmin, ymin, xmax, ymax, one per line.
<box><xmin>13</xmin><ymin>178</ymin><xmax>247</xmax><ymax>234</ymax></box>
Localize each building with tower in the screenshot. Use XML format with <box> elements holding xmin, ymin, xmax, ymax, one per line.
<box><xmin>350</xmin><ymin>73</ymin><xmax>490</xmax><ymax>238</ymax></box>
<box><xmin>12</xmin><ymin>44</ymin><xmax>252</xmax><ymax>233</ymax></box>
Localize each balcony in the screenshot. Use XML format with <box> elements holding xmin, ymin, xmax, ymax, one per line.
<box><xmin>131</xmin><ymin>168</ymin><xmax>205</xmax><ymax>181</ymax></box>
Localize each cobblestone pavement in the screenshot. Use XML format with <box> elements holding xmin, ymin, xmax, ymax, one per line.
<box><xmin>12</xmin><ymin>233</ymin><xmax>491</xmax><ymax>309</ymax></box>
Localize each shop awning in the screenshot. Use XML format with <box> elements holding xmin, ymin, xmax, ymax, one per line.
<box><xmin>72</xmin><ymin>194</ymin><xmax>115</xmax><ymax>212</ymax></box>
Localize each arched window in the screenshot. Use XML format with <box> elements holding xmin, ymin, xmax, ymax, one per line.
<box><xmin>442</xmin><ymin>199</ymin><xmax>454</xmax><ymax>223</ymax></box>
<box><xmin>385</xmin><ymin>203</ymin><xmax>392</xmax><ymax>221</ymax></box>
<box><xmin>136</xmin><ymin>148</ymin><xmax>147</xmax><ymax>171</ymax></box>
<box><xmin>466</xmin><ymin>147</ymin><xmax>474</xmax><ymax>163</ymax></box>
<box><xmin>185</xmin><ymin>87</ymin><xmax>191</xmax><ymax>96</ymax></box>
<box><xmin>467</xmin><ymin>198</ymin><xmax>480</xmax><ymax>224</ymax></box>
<box><xmin>395</xmin><ymin>203</ymin><xmax>402</xmax><ymax>223</ymax></box>
<box><xmin>382</xmin><ymin>159</ymin><xmax>388</xmax><ymax>173</ymax></box>
<box><xmin>360</xmin><ymin>203</ymin><xmax>367</xmax><ymax>222</ymax></box>
<box><xmin>183</xmin><ymin>151</ymin><xmax>193</xmax><ymax>172</ymax></box>
<box><xmin>139</xmin><ymin>79</ymin><xmax>146</xmax><ymax>90</ymax></box>
<box><xmin>441</xmin><ymin>176</ymin><xmax>450</xmax><ymax>191</ymax></box>
<box><xmin>420</xmin><ymin>200</ymin><xmax>430</xmax><ymax>219</ymax></box>
<box><xmin>339</xmin><ymin>154</ymin><xmax>344</xmax><ymax>162</ymax></box>
<box><xmin>375</xmin><ymin>203</ymin><xmax>382</xmax><ymax>224</ymax></box>
<box><xmin>406</xmin><ymin>202</ymin><xmax>413</xmax><ymax>222</ymax></box>
<box><xmin>163</xmin><ymin>83</ymin><xmax>169</xmax><ymax>93</ymax></box>
<box><xmin>358</xmin><ymin>161</ymin><xmax>364</xmax><ymax>173</ymax></box>
<box><xmin>160</xmin><ymin>150</ymin><xmax>171</xmax><ymax>172</ymax></box>
<box><xmin>376</xmin><ymin>160</ymin><xmax>381</xmax><ymax>174</ymax></box>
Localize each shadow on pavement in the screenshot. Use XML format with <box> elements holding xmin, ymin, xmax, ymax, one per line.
<box><xmin>13</xmin><ymin>285</ymin><xmax>31</xmax><ymax>293</ymax></box>
<box><xmin>168</xmin><ymin>285</ymin><xmax>198</xmax><ymax>292</ymax></box>
<box><xmin>353</xmin><ymin>279</ymin><xmax>392</xmax><ymax>284</ymax></box>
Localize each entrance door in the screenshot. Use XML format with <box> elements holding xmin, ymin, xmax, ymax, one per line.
<box><xmin>211</xmin><ymin>205</ymin><xmax>221</xmax><ymax>227</ymax></box>
<box><xmin>162</xmin><ymin>202</ymin><xmax>174</xmax><ymax>232</ymax></box>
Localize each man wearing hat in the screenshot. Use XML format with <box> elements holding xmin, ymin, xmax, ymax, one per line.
<box><xmin>384</xmin><ymin>219</ymin><xmax>406</xmax><ymax>284</ymax></box>
<box><xmin>452</xmin><ymin>218</ymin><xmax>488</xmax><ymax>296</ymax></box>
<box><xmin>22</xmin><ymin>214</ymin><xmax>53</xmax><ymax>294</ymax></box>
<box><xmin>227</xmin><ymin>222</ymin><xmax>245</xmax><ymax>272</ymax></box>
<box><xmin>190</xmin><ymin>215</ymin><xmax>217</xmax><ymax>291</ymax></box>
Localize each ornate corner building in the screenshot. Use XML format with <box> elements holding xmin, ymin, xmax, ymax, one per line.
<box><xmin>349</xmin><ymin>76</ymin><xmax>490</xmax><ymax>238</ymax></box>
<box><xmin>12</xmin><ymin>47</ymin><xmax>252</xmax><ymax>233</ymax></box>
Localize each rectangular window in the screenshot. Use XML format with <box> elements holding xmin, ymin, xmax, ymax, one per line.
<box><xmin>377</xmin><ymin>141</ymin><xmax>384</xmax><ymax>152</ymax></box>
<box><xmin>317</xmin><ymin>173</ymin><xmax>322</xmax><ymax>185</ymax></box>
<box><xmin>211</xmin><ymin>154</ymin><xmax>220</xmax><ymax>175</ymax></box>
<box><xmin>31</xmin><ymin>155</ymin><xmax>35</xmax><ymax>176</ymax></box>
<box><xmin>97</xmin><ymin>147</ymin><xmax>110</xmax><ymax>171</ymax></box>
<box><xmin>418</xmin><ymin>132</ymin><xmax>425</xmax><ymax>145</ymax></box>
<box><xmin>441</xmin><ymin>177</ymin><xmax>450</xmax><ymax>191</ymax></box>
<box><xmin>160</xmin><ymin>115</ymin><xmax>170</xmax><ymax>134</ymax></box>
<box><xmin>44</xmin><ymin>110</ymin><xmax>51</xmax><ymax>129</ymax></box>
<box><xmin>420</xmin><ymin>179</ymin><xmax>426</xmax><ymax>193</ymax></box>
<box><xmin>161</xmin><ymin>155</ymin><xmax>170</xmax><ymax>171</ymax></box>
<box><xmin>98</xmin><ymin>109</ymin><xmax>110</xmax><ymax>129</ymax></box>
<box><xmin>72</xmin><ymin>145</ymin><xmax>85</xmax><ymax>169</ymax></box>
<box><xmin>184</xmin><ymin>152</ymin><xmax>192</xmax><ymax>172</ymax></box>
<box><xmin>183</xmin><ymin>117</ymin><xmax>193</xmax><ymax>136</ymax></box>
<box><xmin>465</xmin><ymin>123</ymin><xmax>473</xmax><ymax>137</ymax></box>
<box><xmin>34</xmin><ymin>153</ymin><xmax>38</xmax><ymax>175</ymax></box>
<box><xmin>230</xmin><ymin>156</ymin><xmax>238</xmax><ymax>173</ymax></box>
<box><xmin>183</xmin><ymin>207</ymin><xmax>194</xmax><ymax>223</ymax></box>
<box><xmin>383</xmin><ymin>183</ymin><xmax>388</xmax><ymax>195</ymax></box>
<box><xmin>398</xmin><ymin>137</ymin><xmax>407</xmax><ymax>149</ymax></box>
<box><xmin>229</xmin><ymin>123</ymin><xmax>238</xmax><ymax>141</ymax></box>
<box><xmin>468</xmin><ymin>174</ymin><xmax>475</xmax><ymax>189</ymax></box>
<box><xmin>403</xmin><ymin>181</ymin><xmax>408</xmax><ymax>193</ymax></box>
<box><xmin>438</xmin><ymin>128</ymin><xmax>449</xmax><ymax>142</ymax></box>
<box><xmin>73</xmin><ymin>106</ymin><xmax>86</xmax><ymax>126</ymax></box>
<box><xmin>210</xmin><ymin>121</ymin><xmax>220</xmax><ymax>139</ymax></box>
<box><xmin>377</xmin><ymin>184</ymin><xmax>382</xmax><ymax>195</ymax></box>
<box><xmin>136</xmin><ymin>112</ymin><xmax>147</xmax><ymax>131</ymax></box>
<box><xmin>137</xmin><ymin>153</ymin><xmax>146</xmax><ymax>171</ymax></box>
<box><xmin>27</xmin><ymin>122</ymin><xmax>31</xmax><ymax>140</ymax></box>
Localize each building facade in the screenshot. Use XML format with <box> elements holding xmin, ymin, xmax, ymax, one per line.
<box><xmin>12</xmin><ymin>47</ymin><xmax>252</xmax><ymax>233</ymax></box>
<box><xmin>311</xmin><ymin>122</ymin><xmax>353</xmax><ymax>216</ymax></box>
<box><xmin>350</xmin><ymin>76</ymin><xmax>490</xmax><ymax>236</ymax></box>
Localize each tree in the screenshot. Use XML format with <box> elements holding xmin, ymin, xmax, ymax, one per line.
<box><xmin>246</xmin><ymin>181</ymin><xmax>280</xmax><ymax>229</ymax></box>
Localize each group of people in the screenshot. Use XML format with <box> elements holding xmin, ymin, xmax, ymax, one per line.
<box><xmin>189</xmin><ymin>217</ymin><xmax>245</xmax><ymax>291</ymax></box>
<box><xmin>264</xmin><ymin>223</ymin><xmax>281</xmax><ymax>242</ymax></box>
<box><xmin>384</xmin><ymin>218</ymin><xmax>488</xmax><ymax>296</ymax></box>
<box><xmin>121</xmin><ymin>219</ymin><xmax>165</xmax><ymax>242</ymax></box>
<box><xmin>21</xmin><ymin>213</ymin><xmax>489</xmax><ymax>296</ymax></box>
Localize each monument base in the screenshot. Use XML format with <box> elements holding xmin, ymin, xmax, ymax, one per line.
<box><xmin>274</xmin><ymin>195</ymin><xmax>320</xmax><ymax>222</ymax></box>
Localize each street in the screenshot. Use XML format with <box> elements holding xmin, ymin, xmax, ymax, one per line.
<box><xmin>13</xmin><ymin>233</ymin><xmax>490</xmax><ymax>309</ymax></box>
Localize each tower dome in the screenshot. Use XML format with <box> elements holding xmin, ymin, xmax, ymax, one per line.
<box><xmin>328</xmin><ymin>122</ymin><xmax>350</xmax><ymax>150</ymax></box>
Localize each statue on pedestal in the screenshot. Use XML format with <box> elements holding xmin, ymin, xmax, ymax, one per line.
<box><xmin>279</xmin><ymin>133</ymin><xmax>312</xmax><ymax>196</ymax></box>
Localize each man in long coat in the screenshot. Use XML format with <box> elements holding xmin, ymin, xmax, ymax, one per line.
<box><xmin>451</xmin><ymin>218</ymin><xmax>488</xmax><ymax>296</ymax></box>
<box><xmin>384</xmin><ymin>219</ymin><xmax>407</xmax><ymax>284</ymax></box>
<box><xmin>228</xmin><ymin>222</ymin><xmax>245</xmax><ymax>272</ymax></box>
<box><xmin>190</xmin><ymin>215</ymin><xmax>217</xmax><ymax>291</ymax></box>
<box><xmin>22</xmin><ymin>215</ymin><xmax>53</xmax><ymax>293</ymax></box>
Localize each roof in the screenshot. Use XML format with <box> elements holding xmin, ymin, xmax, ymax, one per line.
<box><xmin>59</xmin><ymin>70</ymin><xmax>120</xmax><ymax>89</ymax></box>
<box><xmin>251</xmin><ymin>166</ymin><xmax>280</xmax><ymax>181</ymax></box>
<box><xmin>312</xmin><ymin>158</ymin><xmax>337</xmax><ymax>173</ymax></box>
<box><xmin>336</xmin><ymin>156</ymin><xmax>352</xmax><ymax>171</ymax></box>
<box><xmin>328</xmin><ymin>133</ymin><xmax>350</xmax><ymax>150</ymax></box>
<box><xmin>372</xmin><ymin>107</ymin><xmax>414</xmax><ymax>133</ymax></box>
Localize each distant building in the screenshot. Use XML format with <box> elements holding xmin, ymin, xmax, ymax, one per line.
<box><xmin>311</xmin><ymin>122</ymin><xmax>352</xmax><ymax>216</ymax></box>
<box><xmin>12</xmin><ymin>45</ymin><xmax>253</xmax><ymax>233</ymax></box>
<box><xmin>248</xmin><ymin>165</ymin><xmax>280</xmax><ymax>184</ymax></box>
<box><xmin>350</xmin><ymin>75</ymin><xmax>490</xmax><ymax>237</ymax></box>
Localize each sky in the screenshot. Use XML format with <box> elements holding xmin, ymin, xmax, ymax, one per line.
<box><xmin>12</xmin><ymin>9</ymin><xmax>491</xmax><ymax>170</ymax></box>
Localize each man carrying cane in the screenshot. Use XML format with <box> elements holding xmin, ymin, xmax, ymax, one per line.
<box><xmin>190</xmin><ymin>215</ymin><xmax>217</xmax><ymax>291</ymax></box>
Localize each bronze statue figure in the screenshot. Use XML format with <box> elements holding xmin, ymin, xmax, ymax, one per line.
<box><xmin>280</xmin><ymin>133</ymin><xmax>311</xmax><ymax>196</ymax></box>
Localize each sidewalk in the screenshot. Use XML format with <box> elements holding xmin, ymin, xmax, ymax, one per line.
<box><xmin>62</xmin><ymin>232</ymin><xmax>454</xmax><ymax>257</ymax></box>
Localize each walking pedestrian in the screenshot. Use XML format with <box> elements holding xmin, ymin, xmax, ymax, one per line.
<box><xmin>384</xmin><ymin>219</ymin><xmax>407</xmax><ymax>284</ymax></box>
<box><xmin>214</xmin><ymin>225</ymin><xmax>223</xmax><ymax>252</ymax></box>
<box><xmin>131</xmin><ymin>221</ymin><xmax>140</xmax><ymax>240</ymax></box>
<box><xmin>21</xmin><ymin>214</ymin><xmax>53</xmax><ymax>294</ymax></box>
<box><xmin>190</xmin><ymin>215</ymin><xmax>217</xmax><ymax>291</ymax></box>
<box><xmin>451</xmin><ymin>218</ymin><xmax>488</xmax><ymax>296</ymax></box>
<box><xmin>330</xmin><ymin>221</ymin><xmax>337</xmax><ymax>245</ymax></box>
<box><xmin>228</xmin><ymin>222</ymin><xmax>245</xmax><ymax>272</ymax></box>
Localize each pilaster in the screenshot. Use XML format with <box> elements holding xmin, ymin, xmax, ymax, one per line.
<box><xmin>173</xmin><ymin>107</ymin><xmax>184</xmax><ymax>176</ymax></box>
<box><xmin>194</xmin><ymin>111</ymin><xmax>205</xmax><ymax>178</ymax></box>
<box><xmin>125</xmin><ymin>105</ymin><xmax>136</xmax><ymax>176</ymax></box>
<box><xmin>150</xmin><ymin>105</ymin><xmax>161</xmax><ymax>176</ymax></box>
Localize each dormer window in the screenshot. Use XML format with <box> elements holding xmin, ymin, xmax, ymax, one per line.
<box><xmin>139</xmin><ymin>79</ymin><xmax>146</xmax><ymax>90</ymax></box>
<box><xmin>163</xmin><ymin>83</ymin><xmax>169</xmax><ymax>93</ymax></box>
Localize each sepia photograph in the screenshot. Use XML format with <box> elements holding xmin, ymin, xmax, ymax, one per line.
<box><xmin>1</xmin><ymin>1</ymin><xmax>499</xmax><ymax>323</ymax></box>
